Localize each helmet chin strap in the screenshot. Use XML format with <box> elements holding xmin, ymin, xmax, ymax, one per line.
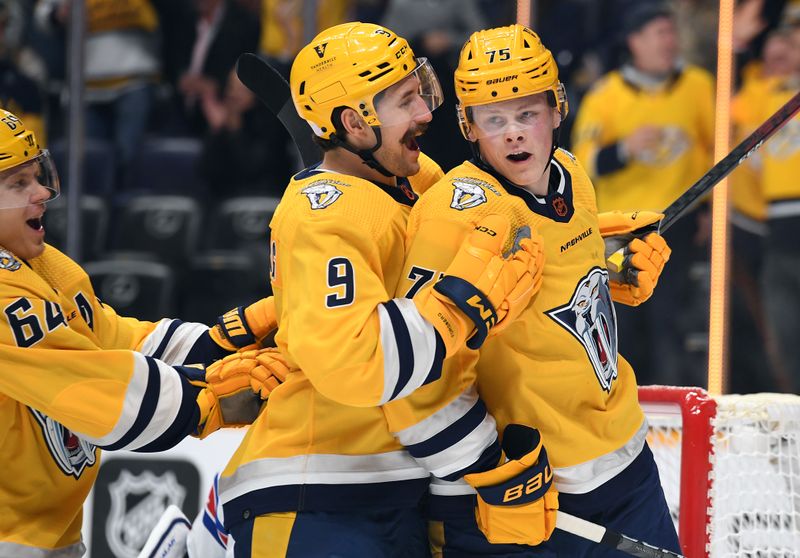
<box><xmin>330</xmin><ymin>127</ymin><xmax>395</xmax><ymax>178</ymax></box>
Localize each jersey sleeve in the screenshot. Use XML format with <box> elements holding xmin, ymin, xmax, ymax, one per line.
<box><xmin>0</xmin><ymin>292</ymin><xmax>203</xmax><ymax>452</ymax></box>
<box><xmin>94</xmin><ymin>296</ymin><xmax>229</xmax><ymax>366</ymax></box>
<box><xmin>384</xmin><ymin>194</ymin><xmax>502</xmax><ymax>482</ymax></box>
<box><xmin>571</xmin><ymin>85</ymin><xmax>612</xmax><ymax>179</ymax></box>
<box><xmin>280</xmin><ymin>213</ymin><xmax>445</xmax><ymax>408</ymax></box>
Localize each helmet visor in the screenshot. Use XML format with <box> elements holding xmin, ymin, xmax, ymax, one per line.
<box><xmin>0</xmin><ymin>150</ymin><xmax>60</xmax><ymax>209</ymax></box>
<box><xmin>374</xmin><ymin>58</ymin><xmax>444</xmax><ymax>128</ymax></box>
<box><xmin>459</xmin><ymin>93</ymin><xmax>560</xmax><ymax>140</ymax></box>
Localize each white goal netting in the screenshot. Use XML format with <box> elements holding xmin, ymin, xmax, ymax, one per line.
<box><xmin>642</xmin><ymin>391</ymin><xmax>800</xmax><ymax>558</ymax></box>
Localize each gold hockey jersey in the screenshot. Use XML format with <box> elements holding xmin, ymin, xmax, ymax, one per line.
<box><xmin>390</xmin><ymin>151</ymin><xmax>646</xmax><ymax>497</ymax></box>
<box><xmin>572</xmin><ymin>66</ymin><xmax>715</xmax><ymax>214</ymax></box>
<box><xmin>218</xmin><ymin>154</ymin><xmax>492</xmax><ymax>524</ymax></box>
<box><xmin>0</xmin><ymin>245</ymin><xmax>220</xmax><ymax>558</ymax></box>
<box><xmin>750</xmin><ymin>78</ymin><xmax>800</xmax><ymax>210</ymax></box>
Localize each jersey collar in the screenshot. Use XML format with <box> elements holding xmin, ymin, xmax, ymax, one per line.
<box><xmin>469</xmin><ymin>156</ymin><xmax>575</xmax><ymax>222</ymax></box>
<box><xmin>293</xmin><ymin>164</ymin><xmax>418</xmax><ymax>207</ymax></box>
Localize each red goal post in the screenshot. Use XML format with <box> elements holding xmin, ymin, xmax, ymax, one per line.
<box><xmin>639</xmin><ymin>386</ymin><xmax>800</xmax><ymax>557</ymax></box>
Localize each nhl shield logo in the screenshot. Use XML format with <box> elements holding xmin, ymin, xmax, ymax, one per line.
<box><xmin>107</xmin><ymin>470</ymin><xmax>186</xmax><ymax>558</ymax></box>
<box><xmin>450</xmin><ymin>178</ymin><xmax>488</xmax><ymax>210</ymax></box>
<box><xmin>30</xmin><ymin>409</ymin><xmax>97</xmax><ymax>478</ymax></box>
<box><xmin>0</xmin><ymin>249</ymin><xmax>21</xmax><ymax>271</ymax></box>
<box><xmin>546</xmin><ymin>267</ymin><xmax>618</xmax><ymax>392</ymax></box>
<box><xmin>301</xmin><ymin>180</ymin><xmax>344</xmax><ymax>209</ymax></box>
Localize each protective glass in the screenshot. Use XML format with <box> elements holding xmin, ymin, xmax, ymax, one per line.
<box><xmin>0</xmin><ymin>150</ymin><xmax>60</xmax><ymax>209</ymax></box>
<box><xmin>458</xmin><ymin>90</ymin><xmax>563</xmax><ymax>140</ymax></box>
<box><xmin>374</xmin><ymin>58</ymin><xmax>444</xmax><ymax>128</ymax></box>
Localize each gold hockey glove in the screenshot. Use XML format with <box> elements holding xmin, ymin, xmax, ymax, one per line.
<box><xmin>209</xmin><ymin>297</ymin><xmax>278</xmax><ymax>351</ymax></box>
<box><xmin>414</xmin><ymin>214</ymin><xmax>542</xmax><ymax>354</ymax></box>
<box><xmin>248</xmin><ymin>347</ymin><xmax>290</xmax><ymax>399</ymax></box>
<box><xmin>194</xmin><ymin>350</ymin><xmax>282</xmax><ymax>438</ymax></box>
<box><xmin>464</xmin><ymin>424</ymin><xmax>559</xmax><ymax>546</ymax></box>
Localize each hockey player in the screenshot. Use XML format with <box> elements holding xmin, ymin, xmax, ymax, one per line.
<box><xmin>385</xmin><ymin>25</ymin><xmax>680</xmax><ymax>555</ymax></box>
<box><xmin>0</xmin><ymin>108</ymin><xmax>287</xmax><ymax>558</ymax></box>
<box><xmin>217</xmin><ymin>22</ymin><xmax>544</xmax><ymax>557</ymax></box>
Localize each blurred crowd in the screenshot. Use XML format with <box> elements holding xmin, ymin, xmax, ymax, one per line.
<box><xmin>1</xmin><ymin>0</ymin><xmax>800</xmax><ymax>393</ymax></box>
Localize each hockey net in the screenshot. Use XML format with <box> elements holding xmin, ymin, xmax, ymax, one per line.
<box><xmin>639</xmin><ymin>386</ymin><xmax>800</xmax><ymax>557</ymax></box>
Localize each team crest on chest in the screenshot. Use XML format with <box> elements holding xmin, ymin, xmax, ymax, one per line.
<box><xmin>546</xmin><ymin>267</ymin><xmax>618</xmax><ymax>391</ymax></box>
<box><xmin>301</xmin><ymin>180</ymin><xmax>346</xmax><ymax>209</ymax></box>
<box><xmin>450</xmin><ymin>177</ymin><xmax>491</xmax><ymax>210</ymax></box>
<box><xmin>30</xmin><ymin>409</ymin><xmax>97</xmax><ymax>478</ymax></box>
<box><xmin>0</xmin><ymin>249</ymin><xmax>21</xmax><ymax>271</ymax></box>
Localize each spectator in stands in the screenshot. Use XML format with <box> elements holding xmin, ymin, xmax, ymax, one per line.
<box><xmin>729</xmin><ymin>28</ymin><xmax>793</xmax><ymax>393</ymax></box>
<box><xmin>199</xmin><ymin>68</ymin><xmax>292</xmax><ymax>197</ymax></box>
<box><xmin>572</xmin><ymin>3</ymin><xmax>715</xmax><ymax>386</ymax></box>
<box><xmin>35</xmin><ymin>0</ymin><xmax>161</xmax><ymax>183</ymax></box>
<box><xmin>168</xmin><ymin>0</ymin><xmax>259</xmax><ymax>136</ymax></box>
<box><xmin>0</xmin><ymin>0</ymin><xmax>47</xmax><ymax>145</ymax></box>
<box><xmin>748</xmin><ymin>22</ymin><xmax>800</xmax><ymax>390</ymax></box>
<box><xmin>381</xmin><ymin>0</ymin><xmax>486</xmax><ymax>170</ymax></box>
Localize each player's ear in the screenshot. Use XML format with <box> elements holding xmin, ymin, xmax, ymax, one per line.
<box><xmin>551</xmin><ymin>107</ymin><xmax>561</xmax><ymax>130</ymax></box>
<box><xmin>340</xmin><ymin>108</ymin><xmax>367</xmax><ymax>135</ymax></box>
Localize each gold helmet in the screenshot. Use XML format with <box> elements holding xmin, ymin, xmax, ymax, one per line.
<box><xmin>0</xmin><ymin>109</ymin><xmax>59</xmax><ymax>208</ymax></box>
<box><xmin>290</xmin><ymin>22</ymin><xmax>443</xmax><ymax>139</ymax></box>
<box><xmin>454</xmin><ymin>25</ymin><xmax>568</xmax><ymax>139</ymax></box>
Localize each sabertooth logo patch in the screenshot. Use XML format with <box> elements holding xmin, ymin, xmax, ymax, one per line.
<box><xmin>301</xmin><ymin>180</ymin><xmax>345</xmax><ymax>209</ymax></box>
<box><xmin>0</xmin><ymin>249</ymin><xmax>21</xmax><ymax>271</ymax></box>
<box><xmin>450</xmin><ymin>178</ymin><xmax>490</xmax><ymax>210</ymax></box>
<box><xmin>547</xmin><ymin>267</ymin><xmax>618</xmax><ymax>392</ymax></box>
<box><xmin>314</xmin><ymin>43</ymin><xmax>328</xmax><ymax>58</ymax></box>
<box><xmin>30</xmin><ymin>409</ymin><xmax>97</xmax><ymax>478</ymax></box>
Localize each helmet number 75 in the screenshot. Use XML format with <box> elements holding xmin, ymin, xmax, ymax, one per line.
<box><xmin>485</xmin><ymin>48</ymin><xmax>510</xmax><ymax>63</ymax></box>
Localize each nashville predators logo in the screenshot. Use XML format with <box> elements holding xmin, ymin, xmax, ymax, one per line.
<box><xmin>0</xmin><ymin>249</ymin><xmax>21</xmax><ymax>271</ymax></box>
<box><xmin>450</xmin><ymin>178</ymin><xmax>489</xmax><ymax>210</ymax></box>
<box><xmin>301</xmin><ymin>180</ymin><xmax>345</xmax><ymax>209</ymax></box>
<box><xmin>30</xmin><ymin>409</ymin><xmax>97</xmax><ymax>478</ymax></box>
<box><xmin>766</xmin><ymin>119</ymin><xmax>800</xmax><ymax>159</ymax></box>
<box><xmin>636</xmin><ymin>126</ymin><xmax>689</xmax><ymax>166</ymax></box>
<box><xmin>546</xmin><ymin>267</ymin><xmax>618</xmax><ymax>392</ymax></box>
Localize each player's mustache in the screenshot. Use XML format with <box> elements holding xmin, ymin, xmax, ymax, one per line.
<box><xmin>400</xmin><ymin>123</ymin><xmax>429</xmax><ymax>144</ymax></box>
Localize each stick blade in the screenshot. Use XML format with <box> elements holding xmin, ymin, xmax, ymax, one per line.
<box><xmin>235</xmin><ymin>53</ymin><xmax>321</xmax><ymax>167</ymax></box>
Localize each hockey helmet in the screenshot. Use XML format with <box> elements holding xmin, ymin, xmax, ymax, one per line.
<box><xmin>290</xmin><ymin>22</ymin><xmax>443</xmax><ymax>139</ymax></box>
<box><xmin>0</xmin><ymin>109</ymin><xmax>59</xmax><ymax>209</ymax></box>
<box><xmin>454</xmin><ymin>25</ymin><xmax>568</xmax><ymax>140</ymax></box>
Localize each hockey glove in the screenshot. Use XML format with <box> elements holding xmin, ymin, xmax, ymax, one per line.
<box><xmin>464</xmin><ymin>424</ymin><xmax>559</xmax><ymax>546</ymax></box>
<box><xmin>209</xmin><ymin>297</ymin><xmax>278</xmax><ymax>351</ymax></box>
<box><xmin>193</xmin><ymin>349</ymin><xmax>285</xmax><ymax>438</ymax></box>
<box><xmin>598</xmin><ymin>211</ymin><xmax>671</xmax><ymax>306</ymax></box>
<box><xmin>414</xmin><ymin>214</ymin><xmax>543</xmax><ymax>354</ymax></box>
<box><xmin>248</xmin><ymin>347</ymin><xmax>290</xmax><ymax>399</ymax></box>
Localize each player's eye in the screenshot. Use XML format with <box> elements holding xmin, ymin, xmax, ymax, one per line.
<box><xmin>519</xmin><ymin>110</ymin><xmax>538</xmax><ymax>122</ymax></box>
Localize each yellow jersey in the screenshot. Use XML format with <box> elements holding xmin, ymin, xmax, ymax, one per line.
<box><xmin>756</xmin><ymin>78</ymin><xmax>800</xmax><ymax>211</ymax></box>
<box><xmin>218</xmin><ymin>154</ymin><xmax>500</xmax><ymax>525</ymax></box>
<box><xmin>572</xmin><ymin>65</ymin><xmax>715</xmax><ymax>213</ymax></box>
<box><xmin>0</xmin><ymin>245</ymin><xmax>223</xmax><ymax>558</ymax></box>
<box><xmin>389</xmin><ymin>151</ymin><xmax>646</xmax><ymax>497</ymax></box>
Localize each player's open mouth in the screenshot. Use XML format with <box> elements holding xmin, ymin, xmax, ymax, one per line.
<box><xmin>507</xmin><ymin>151</ymin><xmax>532</xmax><ymax>162</ymax></box>
<box><xmin>401</xmin><ymin>133</ymin><xmax>421</xmax><ymax>151</ymax></box>
<box><xmin>26</xmin><ymin>217</ymin><xmax>43</xmax><ymax>231</ymax></box>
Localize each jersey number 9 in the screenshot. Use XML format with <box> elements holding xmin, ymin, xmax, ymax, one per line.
<box><xmin>326</xmin><ymin>257</ymin><xmax>354</xmax><ymax>308</ymax></box>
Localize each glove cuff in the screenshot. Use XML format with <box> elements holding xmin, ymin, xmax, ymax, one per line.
<box><xmin>433</xmin><ymin>275</ymin><xmax>497</xmax><ymax>350</ymax></box>
<box><xmin>210</xmin><ymin>306</ymin><xmax>256</xmax><ymax>350</ymax></box>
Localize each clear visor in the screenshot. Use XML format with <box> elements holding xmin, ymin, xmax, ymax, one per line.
<box><xmin>0</xmin><ymin>150</ymin><xmax>60</xmax><ymax>209</ymax></box>
<box><xmin>373</xmin><ymin>57</ymin><xmax>444</xmax><ymax>128</ymax></box>
<box><xmin>459</xmin><ymin>93</ymin><xmax>558</xmax><ymax>140</ymax></box>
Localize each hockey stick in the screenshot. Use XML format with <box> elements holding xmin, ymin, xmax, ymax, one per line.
<box><xmin>557</xmin><ymin>511</ymin><xmax>685</xmax><ymax>558</ymax></box>
<box><xmin>606</xmin><ymin>90</ymin><xmax>800</xmax><ymax>271</ymax></box>
<box><xmin>236</xmin><ymin>52</ymin><xmax>322</xmax><ymax>167</ymax></box>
